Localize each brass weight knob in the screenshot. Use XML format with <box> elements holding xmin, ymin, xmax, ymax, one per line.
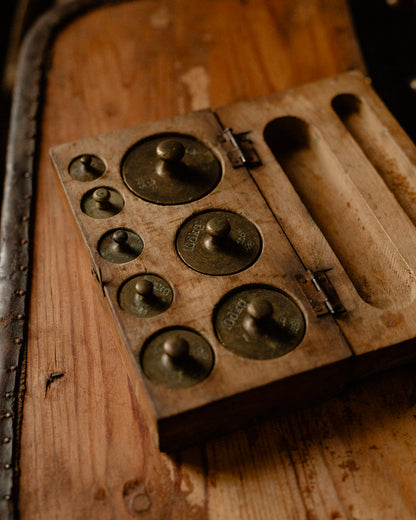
<box><xmin>80</xmin><ymin>155</ymin><xmax>92</xmax><ymax>169</ymax></box>
<box><xmin>93</xmin><ymin>188</ymin><xmax>111</xmax><ymax>209</ymax></box>
<box><xmin>156</xmin><ymin>139</ymin><xmax>186</xmax><ymax>177</ymax></box>
<box><xmin>112</xmin><ymin>230</ymin><xmax>129</xmax><ymax>250</ymax></box>
<box><xmin>134</xmin><ymin>279</ymin><xmax>154</xmax><ymax>301</ymax></box>
<box><xmin>162</xmin><ymin>336</ymin><xmax>190</xmax><ymax>362</ymax></box>
<box><xmin>243</xmin><ymin>297</ymin><xmax>274</xmax><ymax>334</ymax></box>
<box><xmin>156</xmin><ymin>139</ymin><xmax>185</xmax><ymax>163</ymax></box>
<box><xmin>203</xmin><ymin>216</ymin><xmax>231</xmax><ymax>251</ymax></box>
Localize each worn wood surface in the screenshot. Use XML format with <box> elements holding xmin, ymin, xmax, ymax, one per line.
<box><xmin>218</xmin><ymin>72</ymin><xmax>416</xmax><ymax>371</ymax></box>
<box><xmin>50</xmin><ymin>99</ymin><xmax>353</xmax><ymax>450</ymax></box>
<box><xmin>19</xmin><ymin>0</ymin><xmax>416</xmax><ymax>518</ymax></box>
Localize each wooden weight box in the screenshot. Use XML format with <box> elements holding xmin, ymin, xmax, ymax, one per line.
<box><xmin>50</xmin><ymin>71</ymin><xmax>416</xmax><ymax>451</ymax></box>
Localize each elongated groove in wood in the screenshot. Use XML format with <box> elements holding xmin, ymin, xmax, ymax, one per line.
<box><xmin>264</xmin><ymin>116</ymin><xmax>416</xmax><ymax>310</ymax></box>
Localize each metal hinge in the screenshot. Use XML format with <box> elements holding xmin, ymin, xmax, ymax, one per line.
<box><xmin>218</xmin><ymin>128</ymin><xmax>261</xmax><ymax>168</ymax></box>
<box><xmin>296</xmin><ymin>269</ymin><xmax>345</xmax><ymax>316</ymax></box>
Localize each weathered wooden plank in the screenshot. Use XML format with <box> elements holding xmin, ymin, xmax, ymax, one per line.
<box><xmin>20</xmin><ymin>1</ymin><xmax>416</xmax><ymax>519</ymax></box>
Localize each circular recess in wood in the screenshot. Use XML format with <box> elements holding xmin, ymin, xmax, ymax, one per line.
<box><xmin>121</xmin><ymin>133</ymin><xmax>222</xmax><ymax>205</ymax></box>
<box><xmin>214</xmin><ymin>285</ymin><xmax>305</xmax><ymax>359</ymax></box>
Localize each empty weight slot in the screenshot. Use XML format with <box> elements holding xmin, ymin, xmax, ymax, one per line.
<box><xmin>332</xmin><ymin>93</ymin><xmax>416</xmax><ymax>226</ymax></box>
<box><xmin>264</xmin><ymin>116</ymin><xmax>416</xmax><ymax>310</ymax></box>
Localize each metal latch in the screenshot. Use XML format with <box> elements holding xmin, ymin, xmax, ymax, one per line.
<box><xmin>296</xmin><ymin>269</ymin><xmax>345</xmax><ymax>316</ymax></box>
<box><xmin>218</xmin><ymin>128</ymin><xmax>261</xmax><ymax>168</ymax></box>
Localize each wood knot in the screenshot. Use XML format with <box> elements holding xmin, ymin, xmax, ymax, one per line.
<box><xmin>123</xmin><ymin>480</ymin><xmax>151</xmax><ymax>516</ymax></box>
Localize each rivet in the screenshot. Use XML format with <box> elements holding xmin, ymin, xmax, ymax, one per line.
<box><xmin>17</xmin><ymin>314</ymin><xmax>25</xmax><ymax>320</ymax></box>
<box><xmin>3</xmin><ymin>412</ymin><xmax>13</xmax><ymax>418</ymax></box>
<box><xmin>14</xmin><ymin>338</ymin><xmax>23</xmax><ymax>345</ymax></box>
<box><xmin>21</xmin><ymin>239</ymin><xmax>28</xmax><ymax>245</ymax></box>
<box><xmin>5</xmin><ymin>392</ymin><xmax>13</xmax><ymax>399</ymax></box>
<box><xmin>16</xmin><ymin>290</ymin><xmax>26</xmax><ymax>296</ymax></box>
<box><xmin>24</xmin><ymin>171</ymin><xmax>31</xmax><ymax>178</ymax></box>
<box><xmin>9</xmin><ymin>365</ymin><xmax>18</xmax><ymax>372</ymax></box>
<box><xmin>4</xmin><ymin>495</ymin><xmax>11</xmax><ymax>501</ymax></box>
<box><xmin>4</xmin><ymin>464</ymin><xmax>11</xmax><ymax>470</ymax></box>
<box><xmin>19</xmin><ymin>265</ymin><xmax>28</xmax><ymax>272</ymax></box>
<box><xmin>22</xmin><ymin>216</ymin><xmax>30</xmax><ymax>222</ymax></box>
<box><xmin>3</xmin><ymin>437</ymin><xmax>11</xmax><ymax>444</ymax></box>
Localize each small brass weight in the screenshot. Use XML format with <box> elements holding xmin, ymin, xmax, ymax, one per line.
<box><xmin>118</xmin><ymin>274</ymin><xmax>173</xmax><ymax>318</ymax></box>
<box><xmin>141</xmin><ymin>328</ymin><xmax>214</xmax><ymax>389</ymax></box>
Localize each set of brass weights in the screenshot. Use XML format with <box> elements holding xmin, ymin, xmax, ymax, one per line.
<box><xmin>70</xmin><ymin>133</ymin><xmax>306</xmax><ymax>389</ymax></box>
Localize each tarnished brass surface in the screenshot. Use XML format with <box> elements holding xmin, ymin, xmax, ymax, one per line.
<box><xmin>121</xmin><ymin>133</ymin><xmax>222</xmax><ymax>205</ymax></box>
<box><xmin>69</xmin><ymin>154</ymin><xmax>106</xmax><ymax>182</ymax></box>
<box><xmin>176</xmin><ymin>210</ymin><xmax>262</xmax><ymax>275</ymax></box>
<box><xmin>214</xmin><ymin>285</ymin><xmax>305</xmax><ymax>360</ymax></box>
<box><xmin>81</xmin><ymin>187</ymin><xmax>124</xmax><ymax>218</ymax></box>
<box><xmin>141</xmin><ymin>328</ymin><xmax>214</xmax><ymax>388</ymax></box>
<box><xmin>118</xmin><ymin>273</ymin><xmax>173</xmax><ymax>318</ymax></box>
<box><xmin>98</xmin><ymin>228</ymin><xmax>144</xmax><ymax>264</ymax></box>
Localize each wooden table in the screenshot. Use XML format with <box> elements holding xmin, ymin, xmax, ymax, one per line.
<box><xmin>5</xmin><ymin>0</ymin><xmax>416</xmax><ymax>518</ymax></box>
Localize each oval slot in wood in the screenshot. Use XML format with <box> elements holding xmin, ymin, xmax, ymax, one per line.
<box><xmin>263</xmin><ymin>116</ymin><xmax>416</xmax><ymax>310</ymax></box>
<box><xmin>332</xmin><ymin>93</ymin><xmax>416</xmax><ymax>226</ymax></box>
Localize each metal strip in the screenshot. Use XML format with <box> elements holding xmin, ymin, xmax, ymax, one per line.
<box><xmin>0</xmin><ymin>1</ymin><xmax>133</xmax><ymax>517</ymax></box>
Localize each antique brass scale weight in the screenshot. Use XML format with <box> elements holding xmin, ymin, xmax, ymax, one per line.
<box><xmin>51</xmin><ymin>72</ymin><xmax>416</xmax><ymax>450</ymax></box>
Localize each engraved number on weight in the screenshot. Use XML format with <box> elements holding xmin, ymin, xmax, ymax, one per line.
<box><xmin>222</xmin><ymin>298</ymin><xmax>247</xmax><ymax>331</ymax></box>
<box><xmin>235</xmin><ymin>232</ymin><xmax>255</xmax><ymax>253</ymax></box>
<box><xmin>135</xmin><ymin>305</ymin><xmax>149</xmax><ymax>316</ymax></box>
<box><xmin>183</xmin><ymin>222</ymin><xmax>204</xmax><ymax>252</ymax></box>
<box><xmin>153</xmin><ymin>282</ymin><xmax>171</xmax><ymax>297</ymax></box>
<box><xmin>135</xmin><ymin>178</ymin><xmax>156</xmax><ymax>190</ymax></box>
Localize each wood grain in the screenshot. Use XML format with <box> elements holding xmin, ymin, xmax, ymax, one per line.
<box><xmin>217</xmin><ymin>72</ymin><xmax>416</xmax><ymax>373</ymax></box>
<box><xmin>50</xmin><ymin>103</ymin><xmax>352</xmax><ymax>450</ymax></box>
<box><xmin>19</xmin><ymin>0</ymin><xmax>416</xmax><ymax>519</ymax></box>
